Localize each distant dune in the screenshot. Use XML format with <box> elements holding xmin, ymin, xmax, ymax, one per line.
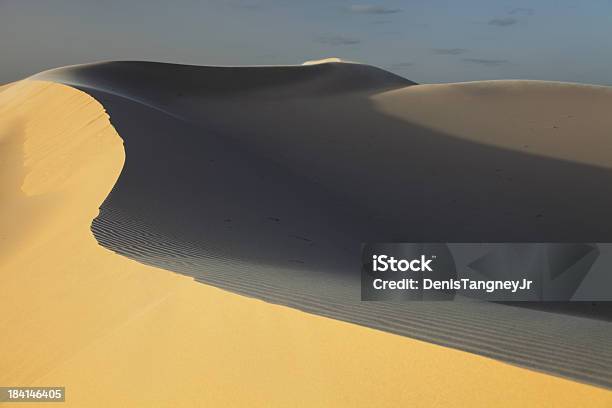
<box><xmin>1</xmin><ymin>60</ymin><xmax>611</xmax><ymax>406</ymax></box>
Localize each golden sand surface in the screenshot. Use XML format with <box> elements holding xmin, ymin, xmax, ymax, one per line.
<box><xmin>0</xmin><ymin>80</ymin><xmax>610</xmax><ymax>407</ymax></box>
<box><xmin>374</xmin><ymin>80</ymin><xmax>612</xmax><ymax>169</ymax></box>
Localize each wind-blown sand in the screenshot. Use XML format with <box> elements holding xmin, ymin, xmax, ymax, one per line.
<box><xmin>0</xmin><ymin>61</ymin><xmax>611</xmax><ymax>406</ymax></box>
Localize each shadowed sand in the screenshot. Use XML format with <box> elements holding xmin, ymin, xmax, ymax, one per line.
<box><xmin>29</xmin><ymin>61</ymin><xmax>612</xmax><ymax>389</ymax></box>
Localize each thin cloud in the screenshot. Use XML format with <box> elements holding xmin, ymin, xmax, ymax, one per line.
<box><xmin>489</xmin><ymin>17</ymin><xmax>518</xmax><ymax>27</ymax></box>
<box><xmin>433</xmin><ymin>48</ymin><xmax>468</xmax><ymax>55</ymax></box>
<box><xmin>315</xmin><ymin>35</ymin><xmax>361</xmax><ymax>46</ymax></box>
<box><xmin>349</xmin><ymin>5</ymin><xmax>402</xmax><ymax>14</ymax></box>
<box><xmin>463</xmin><ymin>58</ymin><xmax>509</xmax><ymax>66</ymax></box>
<box><xmin>509</xmin><ymin>8</ymin><xmax>534</xmax><ymax>16</ymax></box>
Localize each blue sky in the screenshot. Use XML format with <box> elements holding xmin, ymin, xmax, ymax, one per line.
<box><xmin>2</xmin><ymin>0</ymin><xmax>612</xmax><ymax>84</ymax></box>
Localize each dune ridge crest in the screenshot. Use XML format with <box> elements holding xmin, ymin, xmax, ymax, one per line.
<box><xmin>33</xmin><ymin>60</ymin><xmax>415</xmax><ymax>101</ymax></box>
<box><xmin>303</xmin><ymin>57</ymin><xmax>350</xmax><ymax>65</ymax></box>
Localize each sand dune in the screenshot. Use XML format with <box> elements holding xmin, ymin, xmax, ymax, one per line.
<box><xmin>31</xmin><ymin>61</ymin><xmax>612</xmax><ymax>387</ymax></box>
<box><xmin>1</xmin><ymin>61</ymin><xmax>611</xmax><ymax>406</ymax></box>
<box><xmin>36</xmin><ymin>61</ymin><xmax>612</xmax><ymax>245</ymax></box>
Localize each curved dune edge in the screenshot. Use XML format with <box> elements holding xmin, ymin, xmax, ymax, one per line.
<box><xmin>0</xmin><ymin>80</ymin><xmax>610</xmax><ymax>407</ymax></box>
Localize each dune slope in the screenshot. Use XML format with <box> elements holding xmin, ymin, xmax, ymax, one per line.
<box><xmin>2</xmin><ymin>80</ymin><xmax>611</xmax><ymax>406</ymax></box>
<box><xmin>30</xmin><ymin>61</ymin><xmax>612</xmax><ymax>388</ymax></box>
